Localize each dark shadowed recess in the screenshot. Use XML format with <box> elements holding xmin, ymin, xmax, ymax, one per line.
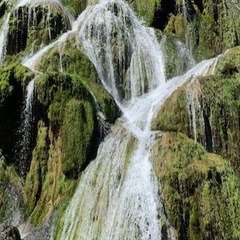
<box><xmin>151</xmin><ymin>0</ymin><xmax>176</xmax><ymax>30</ymax></box>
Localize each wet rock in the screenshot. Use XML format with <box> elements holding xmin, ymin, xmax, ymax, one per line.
<box><xmin>0</xmin><ymin>225</ymin><xmax>21</xmax><ymax>240</ymax></box>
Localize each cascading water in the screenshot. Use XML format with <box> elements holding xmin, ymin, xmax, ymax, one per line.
<box><xmin>0</xmin><ymin>13</ymin><xmax>10</xmax><ymax>66</ymax></box>
<box><xmin>56</xmin><ymin>1</ymin><xmax>218</xmax><ymax>240</ymax></box>
<box><xmin>76</xmin><ymin>1</ymin><xmax>165</xmax><ymax>102</ymax></box>
<box><xmin>14</xmin><ymin>78</ymin><xmax>36</xmax><ymax>177</ymax></box>
<box><xmin>182</xmin><ymin>0</ymin><xmax>194</xmax><ymax>53</ymax></box>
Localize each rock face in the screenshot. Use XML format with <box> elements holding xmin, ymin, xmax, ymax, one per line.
<box><xmin>152</xmin><ymin>132</ymin><xmax>240</xmax><ymax>240</ymax></box>
<box><xmin>128</xmin><ymin>0</ymin><xmax>240</xmax><ymax>61</ymax></box>
<box><xmin>6</xmin><ymin>0</ymin><xmax>73</xmax><ymax>56</ymax></box>
<box><xmin>0</xmin><ymin>226</ymin><xmax>21</xmax><ymax>240</ymax></box>
<box><xmin>152</xmin><ymin>46</ymin><xmax>240</xmax><ymax>177</ymax></box>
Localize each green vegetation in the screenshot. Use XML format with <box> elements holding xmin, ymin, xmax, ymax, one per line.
<box><xmin>61</xmin><ymin>99</ymin><xmax>94</xmax><ymax>177</ymax></box>
<box><xmin>152</xmin><ymin>84</ymin><xmax>189</xmax><ymax>133</ymax></box>
<box><xmin>60</xmin><ymin>0</ymin><xmax>87</xmax><ymax>17</ymax></box>
<box><xmin>0</xmin><ymin>153</ymin><xmax>23</xmax><ymax>223</ymax></box>
<box><xmin>128</xmin><ymin>0</ymin><xmax>160</xmax><ymax>25</ymax></box>
<box><xmin>152</xmin><ymin>46</ymin><xmax>240</xmax><ymax>178</ymax></box>
<box><xmin>0</xmin><ymin>64</ymin><xmax>33</xmax><ymax>105</ymax></box>
<box><xmin>153</xmin><ymin>132</ymin><xmax>240</xmax><ymax>239</ymax></box>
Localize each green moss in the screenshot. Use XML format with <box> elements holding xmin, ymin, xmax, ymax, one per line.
<box><xmin>0</xmin><ymin>154</ymin><xmax>23</xmax><ymax>223</ymax></box>
<box><xmin>61</xmin><ymin>99</ymin><xmax>94</xmax><ymax>177</ymax></box>
<box><xmin>164</xmin><ymin>14</ymin><xmax>185</xmax><ymax>41</ymax></box>
<box><xmin>215</xmin><ymin>47</ymin><xmax>240</xmax><ymax>76</ymax></box>
<box><xmin>24</xmin><ymin>119</ymin><xmax>78</xmax><ymax>225</ymax></box>
<box><xmin>24</xmin><ymin>122</ymin><xmax>49</xmax><ymax>216</ymax></box>
<box><xmin>152</xmin><ymin>85</ymin><xmax>189</xmax><ymax>133</ymax></box>
<box><xmin>161</xmin><ymin>0</ymin><xmax>240</xmax><ymax>61</ymax></box>
<box><xmin>0</xmin><ymin>63</ymin><xmax>34</xmax><ymax>105</ymax></box>
<box><xmin>152</xmin><ymin>47</ymin><xmax>240</xmax><ymax>178</ymax></box>
<box><xmin>37</xmin><ymin>36</ymin><xmax>98</xmax><ymax>81</ymax></box>
<box><xmin>60</xmin><ymin>0</ymin><xmax>86</xmax><ymax>17</ymax></box>
<box><xmin>153</xmin><ymin>132</ymin><xmax>240</xmax><ymax>239</ymax></box>
<box><xmin>5</xmin><ymin>2</ymin><xmax>72</xmax><ymax>60</ymax></box>
<box><xmin>127</xmin><ymin>0</ymin><xmax>160</xmax><ymax>25</ymax></box>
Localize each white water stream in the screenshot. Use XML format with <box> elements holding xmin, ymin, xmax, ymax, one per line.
<box><xmin>16</xmin><ymin>78</ymin><xmax>35</xmax><ymax>177</ymax></box>
<box><xmin>0</xmin><ymin>13</ymin><xmax>10</xmax><ymax>66</ymax></box>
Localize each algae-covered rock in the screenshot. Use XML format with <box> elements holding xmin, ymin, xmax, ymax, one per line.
<box><xmin>61</xmin><ymin>0</ymin><xmax>87</xmax><ymax>17</ymax></box>
<box><xmin>124</xmin><ymin>0</ymin><xmax>239</xmax><ymax>60</ymax></box>
<box><xmin>6</xmin><ymin>0</ymin><xmax>73</xmax><ymax>58</ymax></box>
<box><xmin>163</xmin><ymin>0</ymin><xmax>240</xmax><ymax>61</ymax></box>
<box><xmin>0</xmin><ymin>63</ymin><xmax>34</xmax><ymax>105</ymax></box>
<box><xmin>152</xmin><ymin>46</ymin><xmax>240</xmax><ymax>177</ymax></box>
<box><xmin>0</xmin><ymin>225</ymin><xmax>21</xmax><ymax>240</ymax></box>
<box><xmin>61</xmin><ymin>99</ymin><xmax>94</xmax><ymax>177</ymax></box>
<box><xmin>0</xmin><ymin>153</ymin><xmax>23</xmax><ymax>225</ymax></box>
<box><xmin>0</xmin><ymin>64</ymin><xmax>34</xmax><ymax>166</ymax></box>
<box><xmin>153</xmin><ymin>132</ymin><xmax>240</xmax><ymax>239</ymax></box>
<box><xmin>23</xmin><ymin>69</ymin><xmax>119</xmax><ymax>225</ymax></box>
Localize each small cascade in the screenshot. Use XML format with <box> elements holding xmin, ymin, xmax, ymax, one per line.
<box><xmin>16</xmin><ymin>0</ymin><xmax>73</xmax><ymax>23</ymax></box>
<box><xmin>182</xmin><ymin>0</ymin><xmax>193</xmax><ymax>52</ymax></box>
<box><xmin>0</xmin><ymin>13</ymin><xmax>10</xmax><ymax>66</ymax></box>
<box><xmin>175</xmin><ymin>39</ymin><xmax>195</xmax><ymax>70</ymax></box>
<box><xmin>22</xmin><ymin>29</ymin><xmax>73</xmax><ymax>71</ymax></box>
<box><xmin>186</xmin><ymin>79</ymin><xmax>205</xmax><ymax>143</ymax></box>
<box><xmin>77</xmin><ymin>0</ymin><xmax>165</xmax><ymax>102</ymax></box>
<box><xmin>15</xmin><ymin>78</ymin><xmax>36</xmax><ymax>177</ymax></box>
<box><xmin>59</xmin><ymin>57</ymin><xmax>217</xmax><ymax>240</ymax></box>
<box><xmin>6</xmin><ymin>0</ymin><xmax>74</xmax><ymax>56</ymax></box>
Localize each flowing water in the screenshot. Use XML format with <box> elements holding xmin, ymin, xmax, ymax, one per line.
<box><xmin>0</xmin><ymin>13</ymin><xmax>10</xmax><ymax>66</ymax></box>
<box><xmin>15</xmin><ymin>78</ymin><xmax>36</xmax><ymax>177</ymax></box>
<box><xmin>77</xmin><ymin>1</ymin><xmax>165</xmax><ymax>102</ymax></box>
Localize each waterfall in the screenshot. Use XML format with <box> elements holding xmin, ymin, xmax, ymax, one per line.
<box><xmin>56</xmin><ymin>1</ymin><xmax>218</xmax><ymax>240</ymax></box>
<box><xmin>76</xmin><ymin>0</ymin><xmax>165</xmax><ymax>102</ymax></box>
<box><xmin>0</xmin><ymin>13</ymin><xmax>10</xmax><ymax>66</ymax></box>
<box><xmin>15</xmin><ymin>78</ymin><xmax>35</xmax><ymax>177</ymax></box>
<box><xmin>1</xmin><ymin>0</ymin><xmax>218</xmax><ymax>238</ymax></box>
<box><xmin>186</xmin><ymin>78</ymin><xmax>206</xmax><ymax>145</ymax></box>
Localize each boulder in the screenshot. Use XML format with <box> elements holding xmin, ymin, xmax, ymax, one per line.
<box><xmin>0</xmin><ymin>226</ymin><xmax>21</xmax><ymax>240</ymax></box>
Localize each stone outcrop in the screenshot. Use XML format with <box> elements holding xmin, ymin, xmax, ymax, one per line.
<box><xmin>0</xmin><ymin>226</ymin><xmax>21</xmax><ymax>240</ymax></box>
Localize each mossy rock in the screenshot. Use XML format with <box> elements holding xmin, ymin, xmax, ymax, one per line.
<box><xmin>152</xmin><ymin>83</ymin><xmax>190</xmax><ymax>133</ymax></box>
<box><xmin>0</xmin><ymin>64</ymin><xmax>34</xmax><ymax>165</ymax></box>
<box><xmin>161</xmin><ymin>0</ymin><xmax>240</xmax><ymax>61</ymax></box>
<box><xmin>0</xmin><ymin>154</ymin><xmax>23</xmax><ymax>224</ymax></box>
<box><xmin>61</xmin><ymin>99</ymin><xmax>95</xmax><ymax>178</ymax></box>
<box><xmin>6</xmin><ymin>1</ymin><xmax>72</xmax><ymax>57</ymax></box>
<box><xmin>37</xmin><ymin>35</ymin><xmax>98</xmax><ymax>82</ymax></box>
<box><xmin>60</xmin><ymin>0</ymin><xmax>87</xmax><ymax>18</ymax></box>
<box><xmin>0</xmin><ymin>63</ymin><xmax>34</xmax><ymax>105</ymax></box>
<box><xmin>215</xmin><ymin>46</ymin><xmax>240</xmax><ymax>76</ymax></box>
<box><xmin>127</xmin><ymin>0</ymin><xmax>160</xmax><ymax>25</ymax></box>
<box><xmin>23</xmin><ymin>119</ymin><xmax>78</xmax><ymax>225</ymax></box>
<box><xmin>153</xmin><ymin>132</ymin><xmax>240</xmax><ymax>239</ymax></box>
<box><xmin>23</xmin><ymin>70</ymin><xmax>119</xmax><ymax>225</ymax></box>
<box><xmin>24</xmin><ymin>122</ymin><xmax>49</xmax><ymax>216</ymax></box>
<box><xmin>152</xmin><ymin>46</ymin><xmax>240</xmax><ymax>178</ymax></box>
